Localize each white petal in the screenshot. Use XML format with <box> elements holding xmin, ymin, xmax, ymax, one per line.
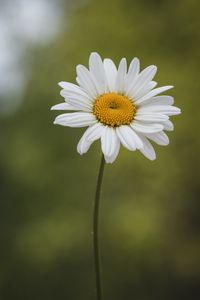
<box><xmin>103</xmin><ymin>58</ymin><xmax>117</xmax><ymax>92</ymax></box>
<box><xmin>116</xmin><ymin>126</ymin><xmax>135</xmax><ymax>151</ymax></box>
<box><xmin>84</xmin><ymin>122</ymin><xmax>104</xmax><ymax>142</ymax></box>
<box><xmin>115</xmin><ymin>58</ymin><xmax>127</xmax><ymax>94</ymax></box>
<box><xmin>133</xmin><ymin>81</ymin><xmax>157</xmax><ymax>100</ymax></box>
<box><xmin>116</xmin><ymin>125</ymin><xmax>143</xmax><ymax>151</ymax></box>
<box><xmin>135</xmin><ymin>113</ymin><xmax>169</xmax><ymax>122</ymax></box>
<box><xmin>135</xmin><ymin>86</ymin><xmax>174</xmax><ymax>105</ymax></box>
<box><xmin>77</xmin><ymin>123</ymin><xmax>104</xmax><ymax>155</ymax></box>
<box><xmin>60</xmin><ymin>87</ymin><xmax>92</xmax><ymax>102</ymax></box>
<box><xmin>106</xmin><ymin>141</ymin><xmax>120</xmax><ymax>163</ymax></box>
<box><xmin>145</xmin><ymin>131</ymin><xmax>169</xmax><ymax>146</ymax></box>
<box><xmin>60</xmin><ymin>90</ymin><xmax>92</xmax><ymax>111</ymax></box>
<box><xmin>146</xmin><ymin>81</ymin><xmax>157</xmax><ymax>89</ymax></box>
<box><xmin>125</xmin><ymin>57</ymin><xmax>140</xmax><ymax>91</ymax></box>
<box><xmin>137</xmin><ymin>135</ymin><xmax>156</xmax><ymax>160</ymax></box>
<box><xmin>163</xmin><ymin>120</ymin><xmax>174</xmax><ymax>131</ymax></box>
<box><xmin>59</xmin><ymin>82</ymin><xmax>93</xmax><ymax>102</ymax></box>
<box><xmin>51</xmin><ymin>103</ymin><xmax>77</xmax><ymax>110</ymax></box>
<box><xmin>128</xmin><ymin>65</ymin><xmax>157</xmax><ymax>99</ymax></box>
<box><xmin>131</xmin><ymin>121</ymin><xmax>164</xmax><ymax>133</ymax></box>
<box><xmin>54</xmin><ymin>112</ymin><xmax>97</xmax><ymax>127</ymax></box>
<box><xmin>58</xmin><ymin>81</ymin><xmax>83</xmax><ymax>91</ymax></box>
<box><xmin>89</xmin><ymin>52</ymin><xmax>106</xmax><ymax>94</ymax></box>
<box><xmin>101</xmin><ymin>127</ymin><xmax>120</xmax><ymax>163</ymax></box>
<box><xmin>137</xmin><ymin>105</ymin><xmax>181</xmax><ymax>116</ymax></box>
<box><xmin>77</xmin><ymin>130</ymin><xmax>93</xmax><ymax>155</ymax></box>
<box><xmin>139</xmin><ymin>95</ymin><xmax>174</xmax><ymax>106</ymax></box>
<box><xmin>76</xmin><ymin>65</ymin><xmax>98</xmax><ymax>98</ymax></box>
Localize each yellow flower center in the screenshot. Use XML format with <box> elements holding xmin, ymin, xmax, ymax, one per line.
<box><xmin>93</xmin><ymin>92</ymin><xmax>136</xmax><ymax>127</ymax></box>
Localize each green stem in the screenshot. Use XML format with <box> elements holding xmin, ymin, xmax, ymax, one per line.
<box><xmin>93</xmin><ymin>154</ymin><xmax>105</xmax><ymax>300</ymax></box>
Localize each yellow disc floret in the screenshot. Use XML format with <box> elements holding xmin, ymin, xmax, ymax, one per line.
<box><xmin>93</xmin><ymin>92</ymin><xmax>136</xmax><ymax>127</ymax></box>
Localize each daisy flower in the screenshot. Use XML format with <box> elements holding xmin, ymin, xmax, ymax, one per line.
<box><xmin>52</xmin><ymin>52</ymin><xmax>181</xmax><ymax>163</ymax></box>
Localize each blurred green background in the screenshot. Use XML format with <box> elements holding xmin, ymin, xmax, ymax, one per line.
<box><xmin>0</xmin><ymin>0</ymin><xmax>199</xmax><ymax>299</ymax></box>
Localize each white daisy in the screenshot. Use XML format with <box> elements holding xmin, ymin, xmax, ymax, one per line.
<box><xmin>52</xmin><ymin>52</ymin><xmax>181</xmax><ymax>163</ymax></box>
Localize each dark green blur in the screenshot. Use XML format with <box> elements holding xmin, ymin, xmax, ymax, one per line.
<box><xmin>0</xmin><ymin>0</ymin><xmax>200</xmax><ymax>299</ymax></box>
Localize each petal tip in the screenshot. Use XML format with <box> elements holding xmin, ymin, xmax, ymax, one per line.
<box><xmin>76</xmin><ymin>64</ymin><xmax>82</xmax><ymax>72</ymax></box>
<box><xmin>77</xmin><ymin>149</ymin><xmax>83</xmax><ymax>155</ymax></box>
<box><xmin>104</xmin><ymin>156</ymin><xmax>114</xmax><ymax>164</ymax></box>
<box><xmin>58</xmin><ymin>81</ymin><xmax>65</xmax><ymax>88</ymax></box>
<box><xmin>150</xmin><ymin>156</ymin><xmax>156</xmax><ymax>161</ymax></box>
<box><xmin>148</xmin><ymin>152</ymin><xmax>156</xmax><ymax>161</ymax></box>
<box><xmin>153</xmin><ymin>65</ymin><xmax>158</xmax><ymax>73</ymax></box>
<box><xmin>90</xmin><ymin>51</ymin><xmax>100</xmax><ymax>57</ymax></box>
<box><xmin>120</xmin><ymin>57</ymin><xmax>127</xmax><ymax>65</ymax></box>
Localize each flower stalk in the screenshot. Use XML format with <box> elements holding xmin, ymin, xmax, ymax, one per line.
<box><xmin>93</xmin><ymin>154</ymin><xmax>105</xmax><ymax>300</ymax></box>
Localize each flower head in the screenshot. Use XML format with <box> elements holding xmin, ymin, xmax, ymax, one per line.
<box><xmin>52</xmin><ymin>52</ymin><xmax>181</xmax><ymax>163</ymax></box>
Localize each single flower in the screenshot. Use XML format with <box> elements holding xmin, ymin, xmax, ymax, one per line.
<box><xmin>52</xmin><ymin>52</ymin><xmax>181</xmax><ymax>163</ymax></box>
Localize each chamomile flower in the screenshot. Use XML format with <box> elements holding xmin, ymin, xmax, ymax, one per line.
<box><xmin>52</xmin><ymin>52</ymin><xmax>181</xmax><ymax>163</ymax></box>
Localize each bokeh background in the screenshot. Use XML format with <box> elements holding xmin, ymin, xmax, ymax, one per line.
<box><xmin>0</xmin><ymin>0</ymin><xmax>200</xmax><ymax>299</ymax></box>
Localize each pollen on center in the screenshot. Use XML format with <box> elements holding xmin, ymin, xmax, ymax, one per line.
<box><xmin>93</xmin><ymin>92</ymin><xmax>136</xmax><ymax>127</ymax></box>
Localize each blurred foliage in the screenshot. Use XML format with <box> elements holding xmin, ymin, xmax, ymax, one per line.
<box><xmin>0</xmin><ymin>0</ymin><xmax>200</xmax><ymax>299</ymax></box>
